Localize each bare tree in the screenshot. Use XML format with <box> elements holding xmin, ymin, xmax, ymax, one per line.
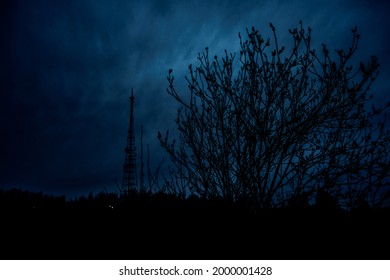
<box><xmin>159</xmin><ymin>22</ymin><xmax>390</xmax><ymax>210</ymax></box>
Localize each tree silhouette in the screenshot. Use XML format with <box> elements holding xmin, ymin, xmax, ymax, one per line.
<box><xmin>159</xmin><ymin>22</ymin><xmax>390</xmax><ymax>210</ymax></box>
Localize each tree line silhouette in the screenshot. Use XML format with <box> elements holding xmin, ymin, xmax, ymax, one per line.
<box><xmin>0</xmin><ymin>184</ymin><xmax>387</xmax><ymax>213</ymax></box>
<box><xmin>1</xmin><ymin>185</ymin><xmax>389</xmax><ymax>260</ymax></box>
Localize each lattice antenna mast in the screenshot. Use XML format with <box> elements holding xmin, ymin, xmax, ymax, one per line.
<box><xmin>122</xmin><ymin>89</ymin><xmax>137</xmax><ymax>195</ymax></box>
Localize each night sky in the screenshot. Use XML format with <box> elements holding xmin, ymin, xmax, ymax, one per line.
<box><xmin>1</xmin><ymin>0</ymin><xmax>390</xmax><ymax>199</ymax></box>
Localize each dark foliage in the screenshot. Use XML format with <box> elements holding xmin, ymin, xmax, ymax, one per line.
<box><xmin>0</xmin><ymin>187</ymin><xmax>67</xmax><ymax>210</ymax></box>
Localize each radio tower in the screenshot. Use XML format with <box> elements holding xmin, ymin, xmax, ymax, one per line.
<box><xmin>122</xmin><ymin>89</ymin><xmax>137</xmax><ymax>195</ymax></box>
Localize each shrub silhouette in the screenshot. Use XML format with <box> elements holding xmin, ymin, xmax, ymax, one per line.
<box><xmin>159</xmin><ymin>22</ymin><xmax>390</xmax><ymax>210</ymax></box>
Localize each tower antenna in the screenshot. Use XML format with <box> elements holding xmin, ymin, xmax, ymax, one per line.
<box><xmin>122</xmin><ymin>89</ymin><xmax>137</xmax><ymax>195</ymax></box>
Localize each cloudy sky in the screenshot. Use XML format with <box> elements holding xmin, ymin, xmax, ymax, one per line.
<box><xmin>1</xmin><ymin>0</ymin><xmax>389</xmax><ymax>199</ymax></box>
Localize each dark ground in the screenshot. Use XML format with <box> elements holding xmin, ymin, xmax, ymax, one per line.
<box><xmin>1</xmin><ymin>188</ymin><xmax>389</xmax><ymax>260</ymax></box>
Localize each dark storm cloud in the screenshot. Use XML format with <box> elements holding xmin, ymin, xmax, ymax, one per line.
<box><xmin>1</xmin><ymin>0</ymin><xmax>389</xmax><ymax>198</ymax></box>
